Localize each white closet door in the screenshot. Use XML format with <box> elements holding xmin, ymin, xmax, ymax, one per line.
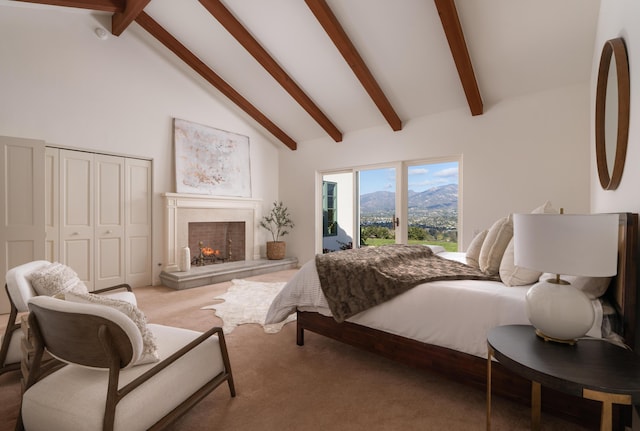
<box><xmin>60</xmin><ymin>150</ymin><xmax>94</xmax><ymax>290</ymax></box>
<box><xmin>0</xmin><ymin>136</ymin><xmax>45</xmax><ymax>313</ymax></box>
<box><xmin>125</xmin><ymin>158</ymin><xmax>152</xmax><ymax>286</ymax></box>
<box><xmin>95</xmin><ymin>154</ymin><xmax>125</xmax><ymax>290</ymax></box>
<box><xmin>45</xmin><ymin>148</ymin><xmax>59</xmax><ymax>262</ymax></box>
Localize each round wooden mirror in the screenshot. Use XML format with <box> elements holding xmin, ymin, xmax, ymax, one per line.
<box><xmin>595</xmin><ymin>38</ymin><xmax>630</xmax><ymax>190</ymax></box>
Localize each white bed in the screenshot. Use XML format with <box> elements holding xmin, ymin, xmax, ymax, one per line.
<box><xmin>265</xmin><ymin>213</ymin><xmax>638</xmax><ymax>427</ymax></box>
<box><xmin>266</xmin><ymin>250</ymin><xmax>605</xmax><ymax>359</ymax></box>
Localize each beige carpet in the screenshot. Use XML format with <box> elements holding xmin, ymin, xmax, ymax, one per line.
<box><xmin>0</xmin><ymin>269</ymin><xmax>590</xmax><ymax>430</ymax></box>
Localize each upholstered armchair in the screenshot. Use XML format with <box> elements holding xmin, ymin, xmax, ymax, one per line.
<box><xmin>18</xmin><ymin>295</ymin><xmax>235</xmax><ymax>431</ymax></box>
<box><xmin>0</xmin><ymin>261</ymin><xmax>136</xmax><ymax>376</ymax></box>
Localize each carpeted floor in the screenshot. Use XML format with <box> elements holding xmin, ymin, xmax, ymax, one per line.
<box><xmin>0</xmin><ymin>269</ymin><xmax>590</xmax><ymax>430</ymax></box>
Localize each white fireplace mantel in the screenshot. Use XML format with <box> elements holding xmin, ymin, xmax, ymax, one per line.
<box><xmin>163</xmin><ymin>193</ymin><xmax>262</xmax><ymax>271</ymax></box>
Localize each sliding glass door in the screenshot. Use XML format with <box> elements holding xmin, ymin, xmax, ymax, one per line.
<box><xmin>358</xmin><ymin>166</ymin><xmax>397</xmax><ymax>248</ymax></box>
<box><xmin>405</xmin><ymin>160</ymin><xmax>459</xmax><ymax>251</ymax></box>
<box><xmin>320</xmin><ymin>158</ymin><xmax>459</xmax><ymax>253</ymax></box>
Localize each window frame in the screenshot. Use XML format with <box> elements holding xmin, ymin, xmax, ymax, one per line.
<box><xmin>316</xmin><ymin>155</ymin><xmax>461</xmax><ymax>254</ymax></box>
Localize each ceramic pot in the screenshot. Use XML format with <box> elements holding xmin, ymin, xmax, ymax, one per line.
<box><xmin>526</xmin><ymin>280</ymin><xmax>594</xmax><ymax>341</ymax></box>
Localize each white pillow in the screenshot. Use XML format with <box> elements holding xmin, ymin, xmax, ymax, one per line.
<box><xmin>29</xmin><ymin>262</ymin><xmax>88</xmax><ymax>297</ymax></box>
<box><xmin>531</xmin><ymin>201</ymin><xmax>559</xmax><ymax>214</ymax></box>
<box><xmin>499</xmin><ymin>238</ymin><xmax>542</xmax><ymax>286</ymax></box>
<box><xmin>479</xmin><ymin>215</ymin><xmax>513</xmax><ymax>275</ymax></box>
<box><xmin>65</xmin><ymin>292</ymin><xmax>159</xmax><ymax>366</ymax></box>
<box><xmin>466</xmin><ymin>230</ymin><xmax>487</xmax><ymax>268</ymax></box>
<box><xmin>498</xmin><ymin>201</ymin><xmax>559</xmax><ymax>285</ymax></box>
<box><xmin>539</xmin><ymin>273</ymin><xmax>612</xmax><ymax>299</ymax></box>
<box><xmin>426</xmin><ymin>245</ymin><xmax>446</xmax><ymax>254</ymax></box>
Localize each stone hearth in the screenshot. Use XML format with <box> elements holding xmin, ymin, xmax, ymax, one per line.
<box><xmin>160</xmin><ymin>257</ymin><xmax>298</xmax><ymax>290</ymax></box>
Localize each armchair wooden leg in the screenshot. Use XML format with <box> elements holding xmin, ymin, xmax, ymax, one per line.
<box><xmin>14</xmin><ymin>409</ymin><xmax>24</xmax><ymax>431</ymax></box>
<box><xmin>0</xmin><ymin>298</ymin><xmax>20</xmax><ymax>375</ymax></box>
<box><xmin>217</xmin><ymin>330</ymin><xmax>236</xmax><ymax>397</ymax></box>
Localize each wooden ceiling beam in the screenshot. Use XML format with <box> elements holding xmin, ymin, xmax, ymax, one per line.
<box><xmin>12</xmin><ymin>0</ymin><xmax>124</xmax><ymax>12</ymax></box>
<box><xmin>305</xmin><ymin>0</ymin><xmax>402</xmax><ymax>131</ymax></box>
<box><xmin>112</xmin><ymin>0</ymin><xmax>151</xmax><ymax>36</ymax></box>
<box><xmin>198</xmin><ymin>0</ymin><xmax>342</xmax><ymax>143</ymax></box>
<box><xmin>434</xmin><ymin>0</ymin><xmax>483</xmax><ymax>116</ymax></box>
<box><xmin>135</xmin><ymin>12</ymin><xmax>297</xmax><ymax>150</ymax></box>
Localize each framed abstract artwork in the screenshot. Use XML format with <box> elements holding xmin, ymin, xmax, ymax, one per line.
<box><xmin>174</xmin><ymin>118</ymin><xmax>251</xmax><ymax>197</ymax></box>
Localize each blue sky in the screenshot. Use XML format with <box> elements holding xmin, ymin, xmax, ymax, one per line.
<box><xmin>359</xmin><ymin>161</ymin><xmax>459</xmax><ymax>195</ymax></box>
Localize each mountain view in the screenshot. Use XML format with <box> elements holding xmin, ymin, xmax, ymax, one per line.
<box><xmin>360</xmin><ymin>184</ymin><xmax>458</xmax><ymax>232</ymax></box>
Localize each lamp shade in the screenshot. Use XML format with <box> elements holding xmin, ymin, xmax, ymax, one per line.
<box><xmin>513</xmin><ymin>213</ymin><xmax>618</xmax><ymax>277</ymax></box>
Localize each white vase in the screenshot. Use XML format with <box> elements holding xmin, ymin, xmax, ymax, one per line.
<box><xmin>526</xmin><ymin>280</ymin><xmax>595</xmax><ymax>341</ymax></box>
<box><xmin>181</xmin><ymin>246</ymin><xmax>191</xmax><ymax>272</ymax></box>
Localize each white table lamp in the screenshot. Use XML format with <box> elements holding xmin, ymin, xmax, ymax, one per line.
<box><xmin>513</xmin><ymin>213</ymin><xmax>618</xmax><ymax>343</ymax></box>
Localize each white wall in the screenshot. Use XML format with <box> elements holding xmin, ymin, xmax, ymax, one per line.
<box><xmin>591</xmin><ymin>1</ymin><xmax>640</xmax><ymax>214</ymax></box>
<box><xmin>0</xmin><ymin>4</ymin><xmax>282</xmax><ymax>284</ymax></box>
<box><xmin>281</xmin><ymin>84</ymin><xmax>592</xmax><ymax>266</ymax></box>
<box><xmin>0</xmin><ymin>3</ymin><xmax>602</xmax><ymax>279</ymax></box>
<box><xmin>590</xmin><ymin>0</ymin><xmax>640</xmax><ymax>350</ymax></box>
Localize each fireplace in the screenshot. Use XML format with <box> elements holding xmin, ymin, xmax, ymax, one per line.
<box><xmin>188</xmin><ymin>221</ymin><xmax>245</xmax><ymax>265</ymax></box>
<box><xmin>163</xmin><ymin>193</ymin><xmax>262</xmax><ymax>272</ymax></box>
<box><xmin>161</xmin><ymin>193</ymin><xmax>298</xmax><ymax>289</ymax></box>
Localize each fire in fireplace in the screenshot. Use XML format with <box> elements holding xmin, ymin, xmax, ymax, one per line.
<box><xmin>188</xmin><ymin>222</ymin><xmax>245</xmax><ymax>266</ymax></box>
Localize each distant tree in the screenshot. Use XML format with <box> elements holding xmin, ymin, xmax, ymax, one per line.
<box><xmin>362</xmin><ymin>226</ymin><xmax>392</xmax><ymax>240</ymax></box>
<box><xmin>447</xmin><ymin>230</ymin><xmax>458</xmax><ymax>243</ymax></box>
<box><xmin>408</xmin><ymin>226</ymin><xmax>427</xmax><ymax>241</ymax></box>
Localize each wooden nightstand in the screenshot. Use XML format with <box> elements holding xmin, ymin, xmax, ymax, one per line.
<box><xmin>487</xmin><ymin>325</ymin><xmax>640</xmax><ymax>431</ymax></box>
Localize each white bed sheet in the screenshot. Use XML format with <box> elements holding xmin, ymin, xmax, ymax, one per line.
<box><xmin>266</xmin><ymin>251</ymin><xmax>603</xmax><ymax>359</ymax></box>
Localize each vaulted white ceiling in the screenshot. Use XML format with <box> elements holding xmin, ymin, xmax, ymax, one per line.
<box><xmin>7</xmin><ymin>0</ymin><xmax>601</xmax><ymax>149</ymax></box>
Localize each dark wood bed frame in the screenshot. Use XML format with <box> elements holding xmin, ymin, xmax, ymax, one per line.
<box><xmin>296</xmin><ymin>212</ymin><xmax>638</xmax><ymax>429</ymax></box>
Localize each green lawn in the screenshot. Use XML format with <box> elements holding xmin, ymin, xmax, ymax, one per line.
<box><xmin>364</xmin><ymin>238</ymin><xmax>458</xmax><ymax>252</ymax></box>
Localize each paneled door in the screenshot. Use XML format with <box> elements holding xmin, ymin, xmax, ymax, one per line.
<box><xmin>60</xmin><ymin>149</ymin><xmax>94</xmax><ymax>290</ymax></box>
<box><xmin>94</xmin><ymin>154</ymin><xmax>125</xmax><ymax>290</ymax></box>
<box><xmin>125</xmin><ymin>158</ymin><xmax>152</xmax><ymax>287</ymax></box>
<box><xmin>55</xmin><ymin>149</ymin><xmax>151</xmax><ymax>290</ymax></box>
<box><xmin>0</xmin><ymin>136</ymin><xmax>45</xmax><ymax>313</ymax></box>
<box><xmin>45</xmin><ymin>147</ymin><xmax>59</xmax><ymax>262</ymax></box>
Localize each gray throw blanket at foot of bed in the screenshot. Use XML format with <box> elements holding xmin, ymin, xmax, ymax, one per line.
<box><xmin>315</xmin><ymin>244</ymin><xmax>500</xmax><ymax>322</ymax></box>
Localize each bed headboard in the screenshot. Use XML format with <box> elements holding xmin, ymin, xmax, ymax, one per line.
<box><xmin>608</xmin><ymin>212</ymin><xmax>638</xmax><ymax>350</ymax></box>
